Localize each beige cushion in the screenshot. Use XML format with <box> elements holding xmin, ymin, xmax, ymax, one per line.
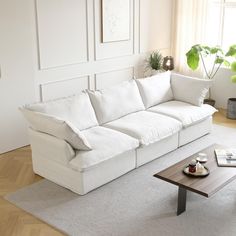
<box><xmin>136</xmin><ymin>71</ymin><xmax>173</xmax><ymax>108</ymax></box>
<box><xmin>104</xmin><ymin>111</ymin><xmax>182</xmax><ymax>146</ymax></box>
<box><xmin>87</xmin><ymin>80</ymin><xmax>145</xmax><ymax>124</ymax></box>
<box><xmin>26</xmin><ymin>92</ymin><xmax>98</xmax><ymax>131</ymax></box>
<box><xmin>69</xmin><ymin>126</ymin><xmax>139</xmax><ymax>171</ymax></box>
<box><xmin>171</xmin><ymin>73</ymin><xmax>212</xmax><ymax>106</ymax></box>
<box><xmin>148</xmin><ymin>101</ymin><xmax>217</xmax><ymax>128</ymax></box>
<box><xmin>20</xmin><ymin>108</ymin><xmax>91</xmax><ymax>150</ymax></box>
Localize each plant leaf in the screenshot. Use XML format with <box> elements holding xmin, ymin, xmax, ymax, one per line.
<box><xmin>231</xmin><ymin>75</ymin><xmax>236</xmax><ymax>83</ymax></box>
<box><xmin>202</xmin><ymin>46</ymin><xmax>211</xmax><ymax>51</ymax></box>
<box><xmin>226</xmin><ymin>45</ymin><xmax>236</xmax><ymax>57</ymax></box>
<box><xmin>215</xmin><ymin>57</ymin><xmax>224</xmax><ymax>64</ymax></box>
<box><xmin>147</xmin><ymin>51</ymin><xmax>163</xmax><ymax>70</ymax></box>
<box><xmin>201</xmin><ymin>46</ymin><xmax>210</xmax><ymax>55</ymax></box>
<box><xmin>210</xmin><ymin>47</ymin><xmax>223</xmax><ymax>54</ymax></box>
<box><xmin>223</xmin><ymin>60</ymin><xmax>230</xmax><ymax>67</ymax></box>
<box><xmin>186</xmin><ymin>47</ymin><xmax>200</xmax><ymax>70</ymax></box>
<box><xmin>231</xmin><ymin>61</ymin><xmax>236</xmax><ymax>72</ymax></box>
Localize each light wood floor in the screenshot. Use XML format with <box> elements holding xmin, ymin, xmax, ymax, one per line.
<box><xmin>0</xmin><ymin>109</ymin><xmax>235</xmax><ymax>236</ymax></box>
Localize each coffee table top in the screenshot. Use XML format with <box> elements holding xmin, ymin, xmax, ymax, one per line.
<box><xmin>154</xmin><ymin>144</ymin><xmax>236</xmax><ymax>197</ymax></box>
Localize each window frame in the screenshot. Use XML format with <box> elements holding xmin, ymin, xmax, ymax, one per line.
<box><xmin>213</xmin><ymin>0</ymin><xmax>236</xmax><ymax>47</ymax></box>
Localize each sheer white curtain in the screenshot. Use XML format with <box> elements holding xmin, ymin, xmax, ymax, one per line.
<box><xmin>172</xmin><ymin>0</ymin><xmax>211</xmax><ymax>76</ymax></box>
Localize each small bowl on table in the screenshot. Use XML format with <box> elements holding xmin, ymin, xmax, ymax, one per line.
<box><xmin>196</xmin><ymin>153</ymin><xmax>208</xmax><ymax>163</ymax></box>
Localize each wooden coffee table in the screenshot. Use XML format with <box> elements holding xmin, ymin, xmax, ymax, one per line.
<box><xmin>154</xmin><ymin>144</ymin><xmax>236</xmax><ymax>215</ymax></box>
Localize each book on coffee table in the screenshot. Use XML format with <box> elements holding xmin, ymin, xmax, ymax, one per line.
<box><xmin>215</xmin><ymin>149</ymin><xmax>236</xmax><ymax>167</ymax></box>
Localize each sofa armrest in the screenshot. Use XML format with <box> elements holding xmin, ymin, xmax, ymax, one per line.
<box><xmin>171</xmin><ymin>73</ymin><xmax>213</xmax><ymax>106</ymax></box>
<box><xmin>28</xmin><ymin>128</ymin><xmax>76</xmax><ymax>165</ymax></box>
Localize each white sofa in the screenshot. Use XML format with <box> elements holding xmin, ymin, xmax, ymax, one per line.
<box><xmin>21</xmin><ymin>72</ymin><xmax>217</xmax><ymax>195</ymax></box>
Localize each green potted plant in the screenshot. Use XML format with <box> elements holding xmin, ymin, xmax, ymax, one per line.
<box><xmin>146</xmin><ymin>51</ymin><xmax>164</xmax><ymax>75</ymax></box>
<box><xmin>186</xmin><ymin>44</ymin><xmax>236</xmax><ymax>106</ymax></box>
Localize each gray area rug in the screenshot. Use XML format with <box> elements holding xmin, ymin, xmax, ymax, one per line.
<box><xmin>5</xmin><ymin>124</ymin><xmax>236</xmax><ymax>236</ymax></box>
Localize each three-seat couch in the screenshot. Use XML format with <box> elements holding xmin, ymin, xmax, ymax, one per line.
<box><xmin>21</xmin><ymin>72</ymin><xmax>217</xmax><ymax>195</ymax></box>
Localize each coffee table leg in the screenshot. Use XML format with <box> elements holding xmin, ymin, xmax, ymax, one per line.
<box><xmin>177</xmin><ymin>186</ymin><xmax>187</xmax><ymax>215</ymax></box>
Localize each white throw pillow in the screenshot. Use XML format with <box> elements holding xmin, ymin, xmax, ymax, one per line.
<box><xmin>136</xmin><ymin>71</ymin><xmax>173</xmax><ymax>108</ymax></box>
<box><xmin>26</xmin><ymin>92</ymin><xmax>98</xmax><ymax>131</ymax></box>
<box><xmin>171</xmin><ymin>73</ymin><xmax>212</xmax><ymax>106</ymax></box>
<box><xmin>20</xmin><ymin>108</ymin><xmax>91</xmax><ymax>150</ymax></box>
<box><xmin>87</xmin><ymin>80</ymin><xmax>145</xmax><ymax>124</ymax></box>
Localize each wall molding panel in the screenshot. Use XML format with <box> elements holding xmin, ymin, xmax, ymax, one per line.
<box><xmin>40</xmin><ymin>76</ymin><xmax>90</xmax><ymax>101</ymax></box>
<box><xmin>95</xmin><ymin>67</ymin><xmax>134</xmax><ymax>90</ymax></box>
<box><xmin>34</xmin><ymin>0</ymin><xmax>174</xmax><ymax>98</ymax></box>
<box><xmin>94</xmin><ymin>0</ymin><xmax>135</xmax><ymax>60</ymax></box>
<box><xmin>36</xmin><ymin>0</ymin><xmax>89</xmax><ymax>70</ymax></box>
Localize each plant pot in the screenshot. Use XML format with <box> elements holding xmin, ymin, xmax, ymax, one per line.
<box><xmin>227</xmin><ymin>98</ymin><xmax>236</xmax><ymax>120</ymax></box>
<box><xmin>204</xmin><ymin>99</ymin><xmax>216</xmax><ymax>107</ymax></box>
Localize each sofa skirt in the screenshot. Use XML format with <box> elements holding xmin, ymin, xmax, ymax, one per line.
<box><xmin>136</xmin><ymin>133</ymin><xmax>179</xmax><ymax>167</ymax></box>
<box><xmin>32</xmin><ymin>150</ymin><xmax>136</xmax><ymax>195</ymax></box>
<box><xmin>178</xmin><ymin>117</ymin><xmax>212</xmax><ymax>146</ymax></box>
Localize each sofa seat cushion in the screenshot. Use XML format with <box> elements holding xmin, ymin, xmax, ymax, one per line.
<box><xmin>148</xmin><ymin>101</ymin><xmax>217</xmax><ymax>128</ymax></box>
<box><xmin>69</xmin><ymin>126</ymin><xmax>139</xmax><ymax>172</ymax></box>
<box><xmin>103</xmin><ymin>111</ymin><xmax>182</xmax><ymax>146</ymax></box>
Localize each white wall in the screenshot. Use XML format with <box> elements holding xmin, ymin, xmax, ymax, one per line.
<box><xmin>0</xmin><ymin>0</ymin><xmax>36</xmax><ymax>153</ymax></box>
<box><xmin>0</xmin><ymin>0</ymin><xmax>174</xmax><ymax>153</ymax></box>
<box><xmin>211</xmin><ymin>68</ymin><xmax>236</xmax><ymax>109</ymax></box>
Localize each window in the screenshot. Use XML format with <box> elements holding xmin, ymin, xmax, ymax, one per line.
<box><xmin>222</xmin><ymin>6</ymin><xmax>236</xmax><ymax>48</ymax></box>
<box><xmin>207</xmin><ymin>0</ymin><xmax>236</xmax><ymax>50</ymax></box>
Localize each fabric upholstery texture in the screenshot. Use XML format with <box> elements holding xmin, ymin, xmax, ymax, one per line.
<box><xmin>148</xmin><ymin>101</ymin><xmax>217</xmax><ymax>127</ymax></box>
<box><xmin>87</xmin><ymin>80</ymin><xmax>145</xmax><ymax>124</ymax></box>
<box><xmin>104</xmin><ymin>111</ymin><xmax>182</xmax><ymax>146</ymax></box>
<box><xmin>136</xmin><ymin>71</ymin><xmax>173</xmax><ymax>108</ymax></box>
<box><xmin>20</xmin><ymin>109</ymin><xmax>91</xmax><ymax>150</ymax></box>
<box><xmin>179</xmin><ymin>117</ymin><xmax>212</xmax><ymax>146</ymax></box>
<box><xmin>28</xmin><ymin>128</ymin><xmax>75</xmax><ymax>165</ymax></box>
<box><xmin>69</xmin><ymin>126</ymin><xmax>139</xmax><ymax>171</ymax></box>
<box><xmin>171</xmin><ymin>73</ymin><xmax>212</xmax><ymax>106</ymax></box>
<box><xmin>20</xmin><ymin>72</ymin><xmax>216</xmax><ymax>196</ymax></box>
<box><xmin>25</xmin><ymin>92</ymin><xmax>98</xmax><ymax>131</ymax></box>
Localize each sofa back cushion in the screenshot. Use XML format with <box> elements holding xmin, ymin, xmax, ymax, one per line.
<box><xmin>136</xmin><ymin>71</ymin><xmax>173</xmax><ymax>108</ymax></box>
<box><xmin>87</xmin><ymin>80</ymin><xmax>145</xmax><ymax>124</ymax></box>
<box><xmin>171</xmin><ymin>73</ymin><xmax>212</xmax><ymax>106</ymax></box>
<box><xmin>20</xmin><ymin>109</ymin><xmax>91</xmax><ymax>150</ymax></box>
<box><xmin>26</xmin><ymin>92</ymin><xmax>98</xmax><ymax>131</ymax></box>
